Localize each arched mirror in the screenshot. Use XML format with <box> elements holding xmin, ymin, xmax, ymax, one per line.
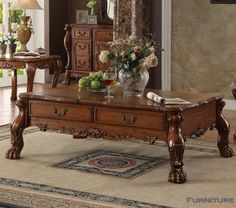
<box><xmin>99</xmin><ymin>0</ymin><xmax>114</xmax><ymax>24</ymax></box>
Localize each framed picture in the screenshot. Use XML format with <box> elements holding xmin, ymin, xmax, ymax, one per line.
<box><xmin>211</xmin><ymin>0</ymin><xmax>236</xmax><ymax>3</ymax></box>
<box><xmin>76</xmin><ymin>10</ymin><xmax>88</xmax><ymax>24</ymax></box>
<box><xmin>88</xmin><ymin>15</ymin><xmax>98</xmax><ymax>24</ymax></box>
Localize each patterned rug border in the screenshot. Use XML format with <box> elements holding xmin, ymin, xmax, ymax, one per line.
<box><xmin>0</xmin><ymin>177</ymin><xmax>170</xmax><ymax>208</ymax></box>
<box><xmin>52</xmin><ymin>150</ymin><xmax>168</xmax><ymax>179</ymax></box>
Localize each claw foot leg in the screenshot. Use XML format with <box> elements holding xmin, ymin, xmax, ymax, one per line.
<box><xmin>5</xmin><ymin>99</ymin><xmax>26</xmax><ymax>160</ymax></box>
<box><xmin>216</xmin><ymin>100</ymin><xmax>234</xmax><ymax>158</ymax></box>
<box><xmin>167</xmin><ymin>114</ymin><xmax>187</xmax><ymax>184</ymax></box>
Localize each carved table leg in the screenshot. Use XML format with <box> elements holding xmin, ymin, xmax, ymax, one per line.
<box><xmin>11</xmin><ymin>68</ymin><xmax>17</xmax><ymax>101</ymax></box>
<box><xmin>26</xmin><ymin>64</ymin><xmax>36</xmax><ymax>92</ymax></box>
<box><xmin>62</xmin><ymin>24</ymin><xmax>71</xmax><ymax>85</ymax></box>
<box><xmin>62</xmin><ymin>70</ymin><xmax>71</xmax><ymax>85</ymax></box>
<box><xmin>5</xmin><ymin>99</ymin><xmax>26</xmax><ymax>159</ymax></box>
<box><xmin>215</xmin><ymin>100</ymin><xmax>233</xmax><ymax>158</ymax></box>
<box><xmin>231</xmin><ymin>81</ymin><xmax>236</xmax><ymax>140</ymax></box>
<box><xmin>167</xmin><ymin>114</ymin><xmax>187</xmax><ymax>184</ymax></box>
<box><xmin>51</xmin><ymin>59</ymin><xmax>62</xmax><ymax>88</ymax></box>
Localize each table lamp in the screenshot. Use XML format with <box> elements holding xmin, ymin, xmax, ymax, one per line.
<box><xmin>10</xmin><ymin>0</ymin><xmax>43</xmax><ymax>52</ymax></box>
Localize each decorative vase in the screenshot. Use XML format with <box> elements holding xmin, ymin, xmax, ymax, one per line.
<box><xmin>118</xmin><ymin>69</ymin><xmax>149</xmax><ymax>97</ymax></box>
<box><xmin>0</xmin><ymin>44</ymin><xmax>7</xmax><ymax>57</ymax></box>
<box><xmin>8</xmin><ymin>43</ymin><xmax>17</xmax><ymax>57</ymax></box>
<box><xmin>90</xmin><ymin>7</ymin><xmax>95</xmax><ymax>15</ymax></box>
<box><xmin>17</xmin><ymin>15</ymin><xmax>32</xmax><ymax>52</ymax></box>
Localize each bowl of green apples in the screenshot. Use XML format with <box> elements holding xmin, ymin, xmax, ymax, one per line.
<box><xmin>78</xmin><ymin>71</ymin><xmax>119</xmax><ymax>92</ymax></box>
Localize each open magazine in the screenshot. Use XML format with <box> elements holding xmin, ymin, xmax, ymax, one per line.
<box><xmin>147</xmin><ymin>92</ymin><xmax>191</xmax><ymax>105</ymax></box>
<box><xmin>13</xmin><ymin>51</ymin><xmax>40</xmax><ymax>58</ymax></box>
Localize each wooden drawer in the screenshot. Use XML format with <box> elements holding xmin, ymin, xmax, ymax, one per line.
<box><xmin>93</xmin><ymin>29</ymin><xmax>113</xmax><ymax>40</ymax></box>
<box><xmin>29</xmin><ymin>101</ymin><xmax>92</xmax><ymax>122</ymax></box>
<box><xmin>73</xmin><ymin>28</ymin><xmax>91</xmax><ymax>39</ymax></box>
<box><xmin>94</xmin><ymin>107</ymin><xmax>165</xmax><ymax>130</ymax></box>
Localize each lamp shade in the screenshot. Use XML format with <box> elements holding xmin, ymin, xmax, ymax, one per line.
<box><xmin>10</xmin><ymin>0</ymin><xmax>42</xmax><ymax>10</ymax></box>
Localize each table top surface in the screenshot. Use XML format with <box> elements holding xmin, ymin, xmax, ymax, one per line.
<box><xmin>0</xmin><ymin>55</ymin><xmax>61</xmax><ymax>63</ymax></box>
<box><xmin>19</xmin><ymin>85</ymin><xmax>222</xmax><ymax>112</ymax></box>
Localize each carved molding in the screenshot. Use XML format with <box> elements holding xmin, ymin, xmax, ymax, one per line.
<box><xmin>57</xmin><ymin>127</ymin><xmax>75</xmax><ymax>135</ymax></box>
<box><xmin>73</xmin><ymin>127</ymin><xmax>107</xmax><ymax>139</ymax></box>
<box><xmin>35</xmin><ymin>123</ymin><xmax>47</xmax><ymax>132</ymax></box>
<box><xmin>35</xmin><ymin>123</ymin><xmax>75</xmax><ymax>135</ymax></box>
<box><xmin>0</xmin><ymin>63</ymin><xmax>18</xmax><ymax>69</ymax></box>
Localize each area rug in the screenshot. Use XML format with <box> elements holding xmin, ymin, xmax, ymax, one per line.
<box><xmin>53</xmin><ymin>150</ymin><xmax>168</xmax><ymax>179</ymax></box>
<box><xmin>0</xmin><ymin>125</ymin><xmax>236</xmax><ymax>208</ymax></box>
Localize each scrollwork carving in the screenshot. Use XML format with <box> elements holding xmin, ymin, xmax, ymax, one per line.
<box><xmin>35</xmin><ymin>123</ymin><xmax>48</xmax><ymax>132</ymax></box>
<box><xmin>0</xmin><ymin>63</ymin><xmax>18</xmax><ymax>69</ymax></box>
<box><xmin>57</xmin><ymin>127</ymin><xmax>75</xmax><ymax>135</ymax></box>
<box><xmin>73</xmin><ymin>127</ymin><xmax>107</xmax><ymax>139</ymax></box>
<box><xmin>144</xmin><ymin>136</ymin><xmax>158</xmax><ymax>145</ymax></box>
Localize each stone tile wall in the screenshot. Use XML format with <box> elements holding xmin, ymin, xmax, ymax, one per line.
<box><xmin>172</xmin><ymin>0</ymin><xmax>236</xmax><ymax>98</ymax></box>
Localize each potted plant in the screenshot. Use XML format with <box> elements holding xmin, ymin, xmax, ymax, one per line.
<box><xmin>0</xmin><ymin>24</ymin><xmax>7</xmax><ymax>57</ymax></box>
<box><xmin>87</xmin><ymin>0</ymin><xmax>96</xmax><ymax>15</ymax></box>
<box><xmin>6</xmin><ymin>23</ymin><xmax>18</xmax><ymax>56</ymax></box>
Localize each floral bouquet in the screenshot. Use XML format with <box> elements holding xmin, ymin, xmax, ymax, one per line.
<box><xmin>99</xmin><ymin>34</ymin><xmax>159</xmax><ymax>73</ymax></box>
<box><xmin>99</xmin><ymin>34</ymin><xmax>161</xmax><ymax>97</ymax></box>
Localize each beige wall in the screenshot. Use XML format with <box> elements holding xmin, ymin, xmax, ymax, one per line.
<box><xmin>172</xmin><ymin>0</ymin><xmax>236</xmax><ymax>98</ymax></box>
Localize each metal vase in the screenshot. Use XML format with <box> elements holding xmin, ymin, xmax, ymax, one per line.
<box><xmin>17</xmin><ymin>16</ymin><xmax>32</xmax><ymax>52</ymax></box>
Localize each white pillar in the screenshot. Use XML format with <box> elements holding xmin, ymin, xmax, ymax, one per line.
<box><xmin>162</xmin><ymin>0</ymin><xmax>172</xmax><ymax>90</ymax></box>
<box><xmin>3</xmin><ymin>0</ymin><xmax>9</xmax><ymax>33</ymax></box>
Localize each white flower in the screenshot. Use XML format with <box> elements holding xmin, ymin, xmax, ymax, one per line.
<box><xmin>149</xmin><ymin>46</ymin><xmax>156</xmax><ymax>53</ymax></box>
<box><xmin>130</xmin><ymin>34</ymin><xmax>137</xmax><ymax>40</ymax></box>
<box><xmin>131</xmin><ymin>53</ymin><xmax>136</xmax><ymax>61</ymax></box>
<box><xmin>11</xmin><ymin>23</ymin><xmax>18</xmax><ymax>32</ymax></box>
<box><xmin>99</xmin><ymin>50</ymin><xmax>110</xmax><ymax>64</ymax></box>
<box><xmin>143</xmin><ymin>53</ymin><xmax>158</xmax><ymax>68</ymax></box>
<box><xmin>0</xmin><ymin>24</ymin><xmax>5</xmax><ymax>33</ymax></box>
<box><xmin>139</xmin><ymin>59</ymin><xmax>148</xmax><ymax>72</ymax></box>
<box><xmin>134</xmin><ymin>46</ymin><xmax>142</xmax><ymax>53</ymax></box>
<box><xmin>120</xmin><ymin>51</ymin><xmax>125</xmax><ymax>57</ymax></box>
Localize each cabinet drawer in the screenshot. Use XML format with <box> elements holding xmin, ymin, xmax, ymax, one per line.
<box><xmin>73</xmin><ymin>28</ymin><xmax>91</xmax><ymax>39</ymax></box>
<box><xmin>93</xmin><ymin>29</ymin><xmax>113</xmax><ymax>40</ymax></box>
<box><xmin>29</xmin><ymin>101</ymin><xmax>92</xmax><ymax>122</ymax></box>
<box><xmin>94</xmin><ymin>107</ymin><xmax>165</xmax><ymax>130</ymax></box>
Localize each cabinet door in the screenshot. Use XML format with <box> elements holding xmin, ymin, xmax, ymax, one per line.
<box><xmin>93</xmin><ymin>41</ymin><xmax>110</xmax><ymax>71</ymax></box>
<box><xmin>72</xmin><ymin>39</ymin><xmax>91</xmax><ymax>71</ymax></box>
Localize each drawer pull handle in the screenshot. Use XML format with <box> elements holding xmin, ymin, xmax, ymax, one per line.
<box><xmin>51</xmin><ymin>107</ymin><xmax>68</xmax><ymax>118</ymax></box>
<box><xmin>79</xmin><ymin>31</ymin><xmax>87</xmax><ymax>36</ymax></box>
<box><xmin>78</xmin><ymin>60</ymin><xmax>86</xmax><ymax>65</ymax></box>
<box><xmin>79</xmin><ymin>44</ymin><xmax>87</xmax><ymax>49</ymax></box>
<box><xmin>120</xmin><ymin>113</ymin><xmax>136</xmax><ymax>125</ymax></box>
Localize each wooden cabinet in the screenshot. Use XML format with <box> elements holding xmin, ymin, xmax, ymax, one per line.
<box><xmin>63</xmin><ymin>24</ymin><xmax>113</xmax><ymax>84</ymax></box>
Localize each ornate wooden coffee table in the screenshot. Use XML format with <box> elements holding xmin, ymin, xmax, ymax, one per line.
<box><xmin>5</xmin><ymin>87</ymin><xmax>233</xmax><ymax>184</ymax></box>
<box><xmin>0</xmin><ymin>55</ymin><xmax>62</xmax><ymax>101</ymax></box>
